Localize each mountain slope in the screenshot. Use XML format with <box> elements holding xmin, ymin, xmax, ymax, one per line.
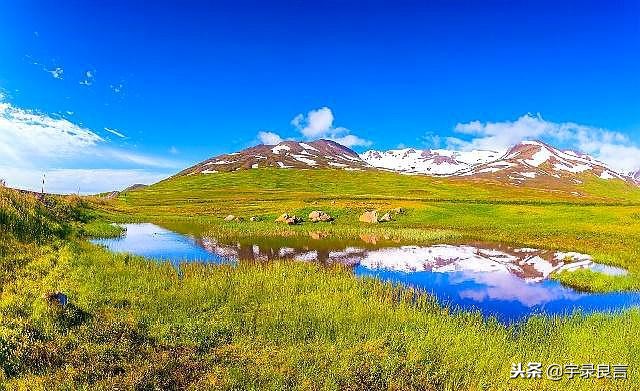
<box><xmin>178</xmin><ymin>139</ymin><xmax>371</xmax><ymax>175</ymax></box>
<box><xmin>360</xmin><ymin>148</ymin><xmax>501</xmax><ymax>175</ymax></box>
<box><xmin>175</xmin><ymin>138</ymin><xmax>636</xmax><ymax>190</ymax></box>
<box><xmin>457</xmin><ymin>140</ymin><xmax>627</xmax><ymax>185</ymax></box>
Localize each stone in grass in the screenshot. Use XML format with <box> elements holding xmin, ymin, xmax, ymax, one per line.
<box><xmin>275</xmin><ymin>213</ymin><xmax>290</xmax><ymax>223</ymax></box>
<box><xmin>224</xmin><ymin>215</ymin><xmax>243</xmax><ymax>222</ymax></box>
<box><xmin>308</xmin><ymin>210</ymin><xmax>334</xmax><ymax>222</ymax></box>
<box><xmin>379</xmin><ymin>212</ymin><xmax>393</xmax><ymax>222</ymax></box>
<box><xmin>285</xmin><ymin>216</ymin><xmax>303</xmax><ymax>225</ymax></box>
<box><xmin>359</xmin><ymin>210</ymin><xmax>379</xmax><ymax>223</ymax></box>
<box><xmin>392</xmin><ymin>207</ymin><xmax>406</xmax><ymax>215</ymax></box>
<box><xmin>276</xmin><ymin>213</ymin><xmax>303</xmax><ymax>225</ymax></box>
<box><xmin>250</xmin><ymin>216</ymin><xmax>260</xmax><ymax>222</ymax></box>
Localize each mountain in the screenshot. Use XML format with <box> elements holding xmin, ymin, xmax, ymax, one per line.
<box><xmin>630</xmin><ymin>169</ymin><xmax>640</xmax><ymax>184</ymax></box>
<box><xmin>177</xmin><ymin>139</ymin><xmax>372</xmax><ymax>175</ymax></box>
<box><xmin>360</xmin><ymin>148</ymin><xmax>501</xmax><ymax>175</ymax></box>
<box><xmin>123</xmin><ymin>184</ymin><xmax>148</xmax><ymax>192</ymax></box>
<box><xmin>176</xmin><ymin>138</ymin><xmax>636</xmax><ymax>188</ymax></box>
<box><xmin>457</xmin><ymin>140</ymin><xmax>627</xmax><ymax>185</ymax></box>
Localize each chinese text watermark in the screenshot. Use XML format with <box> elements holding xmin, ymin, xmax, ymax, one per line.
<box><xmin>510</xmin><ymin>362</ymin><xmax>628</xmax><ymax>381</ymax></box>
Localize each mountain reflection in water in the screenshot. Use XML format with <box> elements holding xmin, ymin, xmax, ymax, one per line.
<box><xmin>93</xmin><ymin>223</ymin><xmax>639</xmax><ymax>323</ymax></box>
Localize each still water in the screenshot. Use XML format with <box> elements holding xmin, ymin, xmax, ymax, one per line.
<box><xmin>93</xmin><ymin>223</ymin><xmax>640</xmax><ymax>323</ymax></box>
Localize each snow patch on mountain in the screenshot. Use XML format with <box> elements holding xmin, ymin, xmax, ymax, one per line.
<box><xmin>457</xmin><ymin>140</ymin><xmax>631</xmax><ymax>184</ymax></box>
<box><xmin>360</xmin><ymin>148</ymin><xmax>501</xmax><ymax>175</ymax></box>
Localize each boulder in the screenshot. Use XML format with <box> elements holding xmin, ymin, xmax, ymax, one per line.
<box><xmin>250</xmin><ymin>216</ymin><xmax>260</xmax><ymax>222</ymax></box>
<box><xmin>379</xmin><ymin>212</ymin><xmax>393</xmax><ymax>222</ymax></box>
<box><xmin>276</xmin><ymin>213</ymin><xmax>302</xmax><ymax>225</ymax></box>
<box><xmin>309</xmin><ymin>210</ymin><xmax>333</xmax><ymax>222</ymax></box>
<box><xmin>392</xmin><ymin>207</ymin><xmax>405</xmax><ymax>215</ymax></box>
<box><xmin>224</xmin><ymin>214</ymin><xmax>237</xmax><ymax>222</ymax></box>
<box><xmin>275</xmin><ymin>213</ymin><xmax>291</xmax><ymax>223</ymax></box>
<box><xmin>285</xmin><ymin>216</ymin><xmax>303</xmax><ymax>225</ymax></box>
<box><xmin>359</xmin><ymin>210</ymin><xmax>379</xmax><ymax>223</ymax></box>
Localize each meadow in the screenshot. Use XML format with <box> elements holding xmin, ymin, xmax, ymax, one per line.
<box><xmin>110</xmin><ymin>169</ymin><xmax>640</xmax><ymax>292</ymax></box>
<box><xmin>2</xmin><ymin>169</ymin><xmax>640</xmax><ymax>389</ymax></box>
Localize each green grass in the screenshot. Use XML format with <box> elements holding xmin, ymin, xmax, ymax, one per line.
<box><xmin>2</xmin><ymin>238</ymin><xmax>639</xmax><ymax>390</ymax></box>
<box><xmin>79</xmin><ymin>220</ymin><xmax>125</xmax><ymax>239</ymax></box>
<box><xmin>106</xmin><ymin>169</ymin><xmax>640</xmax><ymax>292</ymax></box>
<box><xmin>3</xmin><ymin>171</ymin><xmax>640</xmax><ymax>389</ymax></box>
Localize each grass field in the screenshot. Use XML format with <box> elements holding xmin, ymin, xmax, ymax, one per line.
<box><xmin>3</xmin><ymin>169</ymin><xmax>640</xmax><ymax>389</ymax></box>
<box><xmin>107</xmin><ymin>169</ymin><xmax>640</xmax><ymax>292</ymax></box>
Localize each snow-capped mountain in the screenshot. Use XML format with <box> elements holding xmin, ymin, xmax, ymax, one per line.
<box><xmin>457</xmin><ymin>140</ymin><xmax>627</xmax><ymax>184</ymax></box>
<box><xmin>176</xmin><ymin>138</ymin><xmax>638</xmax><ymax>188</ymax></box>
<box><xmin>177</xmin><ymin>139</ymin><xmax>372</xmax><ymax>175</ymax></box>
<box><xmin>360</xmin><ymin>148</ymin><xmax>501</xmax><ymax>175</ymax></box>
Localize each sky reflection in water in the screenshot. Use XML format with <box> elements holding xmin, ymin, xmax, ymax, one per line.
<box><xmin>93</xmin><ymin>223</ymin><xmax>640</xmax><ymax>323</ymax></box>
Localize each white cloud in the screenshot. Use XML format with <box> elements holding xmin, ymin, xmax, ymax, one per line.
<box><xmin>104</xmin><ymin>127</ymin><xmax>127</xmax><ymax>138</ymax></box>
<box><xmin>295</xmin><ymin>107</ymin><xmax>335</xmax><ymax>138</ymax></box>
<box><xmin>0</xmin><ymin>101</ymin><xmax>103</xmax><ymax>165</ymax></box>
<box><xmin>0</xmin><ymin>97</ymin><xmax>182</xmax><ymax>193</ymax></box>
<box><xmin>100</xmin><ymin>148</ymin><xmax>178</xmax><ymax>168</ymax></box>
<box><xmin>289</xmin><ymin>107</ymin><xmax>371</xmax><ymax>147</ymax></box>
<box><xmin>169</xmin><ymin>146</ymin><xmax>179</xmax><ymax>155</ymax></box>
<box><xmin>0</xmin><ymin>166</ymin><xmax>169</xmax><ymax>194</ymax></box>
<box><xmin>449</xmin><ymin>114</ymin><xmax>640</xmax><ymax>172</ymax></box>
<box><xmin>330</xmin><ymin>134</ymin><xmax>372</xmax><ymax>148</ymax></box>
<box><xmin>79</xmin><ymin>70</ymin><xmax>95</xmax><ymax>86</ymax></box>
<box><xmin>48</xmin><ymin>67</ymin><xmax>64</xmax><ymax>79</ymax></box>
<box><xmin>110</xmin><ymin>83</ymin><xmax>123</xmax><ymax>93</ymax></box>
<box><xmin>258</xmin><ymin>131</ymin><xmax>283</xmax><ymax>145</ymax></box>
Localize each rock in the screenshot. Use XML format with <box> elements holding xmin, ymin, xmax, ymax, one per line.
<box><xmin>250</xmin><ymin>216</ymin><xmax>260</xmax><ymax>221</ymax></box>
<box><xmin>308</xmin><ymin>210</ymin><xmax>333</xmax><ymax>222</ymax></box>
<box><xmin>285</xmin><ymin>216</ymin><xmax>303</xmax><ymax>225</ymax></box>
<box><xmin>276</xmin><ymin>213</ymin><xmax>302</xmax><ymax>224</ymax></box>
<box><xmin>275</xmin><ymin>213</ymin><xmax>291</xmax><ymax>223</ymax></box>
<box><xmin>379</xmin><ymin>212</ymin><xmax>393</xmax><ymax>222</ymax></box>
<box><xmin>359</xmin><ymin>210</ymin><xmax>379</xmax><ymax>223</ymax></box>
<box><xmin>224</xmin><ymin>215</ymin><xmax>243</xmax><ymax>222</ymax></box>
<box><xmin>392</xmin><ymin>207</ymin><xmax>405</xmax><ymax>215</ymax></box>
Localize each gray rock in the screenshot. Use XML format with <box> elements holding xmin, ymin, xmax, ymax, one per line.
<box><xmin>379</xmin><ymin>212</ymin><xmax>393</xmax><ymax>222</ymax></box>
<box><xmin>309</xmin><ymin>210</ymin><xmax>333</xmax><ymax>222</ymax></box>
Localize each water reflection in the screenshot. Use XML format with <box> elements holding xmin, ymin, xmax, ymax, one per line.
<box><xmin>93</xmin><ymin>223</ymin><xmax>640</xmax><ymax>323</ymax></box>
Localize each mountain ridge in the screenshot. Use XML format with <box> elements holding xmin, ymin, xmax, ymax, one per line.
<box><xmin>177</xmin><ymin>139</ymin><xmax>372</xmax><ymax>176</ymax></box>
<box><xmin>175</xmin><ymin>138</ymin><xmax>639</xmax><ymax>187</ymax></box>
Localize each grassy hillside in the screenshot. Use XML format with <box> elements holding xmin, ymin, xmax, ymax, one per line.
<box><xmin>107</xmin><ymin>169</ymin><xmax>640</xmax><ymax>291</ymax></box>
<box><xmin>1</xmin><ymin>187</ymin><xmax>640</xmax><ymax>389</ymax></box>
<box><xmin>119</xmin><ymin>169</ymin><xmax>640</xmax><ymax>213</ymax></box>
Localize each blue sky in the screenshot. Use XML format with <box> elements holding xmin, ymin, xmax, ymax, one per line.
<box><xmin>0</xmin><ymin>0</ymin><xmax>639</xmax><ymax>193</ymax></box>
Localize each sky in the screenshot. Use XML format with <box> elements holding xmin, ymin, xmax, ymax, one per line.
<box><xmin>0</xmin><ymin>0</ymin><xmax>639</xmax><ymax>193</ymax></box>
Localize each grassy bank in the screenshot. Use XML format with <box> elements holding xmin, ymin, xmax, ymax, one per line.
<box><xmin>105</xmin><ymin>169</ymin><xmax>640</xmax><ymax>292</ymax></box>
<box><xmin>1</xmin><ymin>238</ymin><xmax>639</xmax><ymax>389</ymax></box>
<box><xmin>3</xmin><ymin>174</ymin><xmax>640</xmax><ymax>389</ymax></box>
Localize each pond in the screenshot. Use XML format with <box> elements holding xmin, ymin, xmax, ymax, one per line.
<box><xmin>92</xmin><ymin>223</ymin><xmax>640</xmax><ymax>324</ymax></box>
